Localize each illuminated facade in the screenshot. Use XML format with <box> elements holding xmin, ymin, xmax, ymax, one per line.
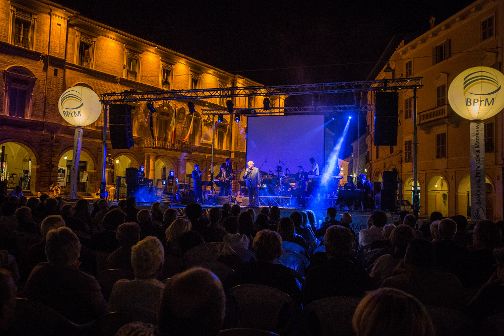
<box><xmin>366</xmin><ymin>0</ymin><xmax>504</xmax><ymax>219</ymax></box>
<box><xmin>0</xmin><ymin>0</ymin><xmax>278</xmax><ymax>196</ymax></box>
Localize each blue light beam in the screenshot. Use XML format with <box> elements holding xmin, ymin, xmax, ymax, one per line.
<box><xmin>321</xmin><ymin>117</ymin><xmax>352</xmax><ymax>185</ymax></box>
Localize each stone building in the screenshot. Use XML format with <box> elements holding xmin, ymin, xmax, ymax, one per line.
<box><xmin>0</xmin><ymin>0</ymin><xmax>278</xmax><ymax>197</ymax></box>
<box><xmin>366</xmin><ymin>0</ymin><xmax>503</xmax><ymax>219</ymax></box>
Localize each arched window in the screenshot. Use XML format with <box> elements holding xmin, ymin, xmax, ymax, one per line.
<box><xmin>4</xmin><ymin>67</ymin><xmax>35</xmax><ymax>118</ymax></box>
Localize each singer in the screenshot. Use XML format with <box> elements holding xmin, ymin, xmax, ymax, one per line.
<box><xmin>191</xmin><ymin>164</ymin><xmax>203</xmax><ymax>203</ymax></box>
<box><xmin>243</xmin><ymin>160</ymin><xmax>260</xmax><ymax>207</ymax></box>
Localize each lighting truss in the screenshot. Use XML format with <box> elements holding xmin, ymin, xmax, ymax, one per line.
<box><xmin>200</xmin><ymin>105</ymin><xmax>372</xmax><ymax>116</ymax></box>
<box><xmin>99</xmin><ymin>77</ymin><xmax>423</xmax><ymax>104</ymax></box>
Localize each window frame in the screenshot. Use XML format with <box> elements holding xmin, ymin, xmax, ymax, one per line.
<box><xmin>10</xmin><ymin>7</ymin><xmax>36</xmax><ymax>50</ymax></box>
<box><xmin>404</xmin><ymin>97</ymin><xmax>413</xmax><ymax>119</ymax></box>
<box><xmin>77</xmin><ymin>35</ymin><xmax>95</xmax><ymax>68</ymax></box>
<box><xmin>125</xmin><ymin>50</ymin><xmax>140</xmax><ymax>81</ymax></box>
<box><xmin>485</xmin><ymin>122</ymin><xmax>495</xmax><ymax>152</ymax></box>
<box><xmin>161</xmin><ymin>63</ymin><xmax>173</xmax><ymax>89</ymax></box>
<box><xmin>436</xmin><ymin>84</ymin><xmax>447</xmax><ymax>107</ymax></box>
<box><xmin>436</xmin><ymin>133</ymin><xmax>447</xmax><ymax>159</ymax></box>
<box><xmin>481</xmin><ymin>15</ymin><xmax>495</xmax><ymax>41</ymax></box>
<box><xmin>405</xmin><ymin>60</ymin><xmax>413</xmax><ymax>77</ymax></box>
<box><xmin>433</xmin><ymin>39</ymin><xmax>451</xmax><ymax>64</ymax></box>
<box><xmin>404</xmin><ymin>140</ymin><xmax>412</xmax><ymax>163</ymax></box>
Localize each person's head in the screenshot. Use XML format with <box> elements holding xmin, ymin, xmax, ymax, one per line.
<box><xmin>116</xmin><ymin>222</ymin><xmax>141</xmax><ymax>248</ymax></box>
<box><xmin>254</xmin><ymin>213</ymin><xmax>269</xmax><ymax>231</ymax></box>
<box><xmin>309</xmin><ymin>157</ymin><xmax>315</xmax><ymax>164</ymax></box>
<box><xmin>222</xmin><ymin>233</ymin><xmax>250</xmax><ymax>255</ymax></box>
<box><xmin>352</xmin><ymin>288</ymin><xmax>434</xmax><ymax>336</ymax></box>
<box><xmin>405</xmin><ymin>239</ymin><xmax>435</xmax><ymax>269</ymax></box>
<box><xmin>137</xmin><ymin>209</ymin><xmax>152</xmax><ymax>225</ymax></box>
<box><xmin>327</xmin><ymin>207</ymin><xmax>337</xmax><ymax>220</ymax></box>
<box><xmin>438</xmin><ymin>218</ymin><xmax>457</xmax><ymax>240</ymax></box>
<box><xmin>253</xmin><ymin>230</ymin><xmax>282</xmax><ymax>262</ymax></box>
<box><xmin>45</xmin><ymin>198</ymin><xmax>59</xmax><ymax>213</ymax></box>
<box><xmin>473</xmin><ymin>220</ymin><xmax>502</xmax><ymax>249</ymax></box>
<box><xmin>390</xmin><ymin>225</ymin><xmax>416</xmax><ymax>258</ymax></box>
<box><xmin>40</xmin><ymin>215</ymin><xmax>66</xmax><ymax>239</ymax></box>
<box><xmin>185</xmin><ymin>203</ymin><xmax>203</xmax><ymax>222</ymax></box>
<box><xmin>277</xmin><ymin>217</ymin><xmax>295</xmax><ymax>241</ymax></box>
<box><xmin>194</xmin><ymin>164</ymin><xmax>199</xmax><ymax>171</ymax></box>
<box><xmin>247</xmin><ymin>161</ymin><xmax>254</xmax><ymax>169</ymax></box>
<box><xmin>222</xmin><ymin>216</ymin><xmax>238</xmax><ymax>234</ymax></box>
<box><xmin>158</xmin><ymin>268</ymin><xmax>225</xmax><ymax>336</ymax></box>
<box><xmin>403</xmin><ymin>214</ymin><xmax>417</xmax><ymax>229</ymax></box>
<box><xmin>0</xmin><ymin>268</ymin><xmax>16</xmax><ymax>331</ymax></box>
<box><xmin>289</xmin><ymin>211</ymin><xmax>303</xmax><ymax>228</ymax></box>
<box><xmin>429</xmin><ymin>220</ymin><xmax>440</xmax><ymax>241</ymax></box>
<box><xmin>26</xmin><ymin>197</ymin><xmax>40</xmax><ymax>210</ymax></box>
<box><xmin>102</xmin><ymin>207</ymin><xmax>126</xmax><ymax>231</ymax></box>
<box><xmin>74</xmin><ymin>199</ymin><xmax>89</xmax><ymax>216</ymax></box>
<box><xmin>165</xmin><ymin>218</ymin><xmax>192</xmax><ymax>242</ymax></box>
<box><xmin>306</xmin><ymin>210</ymin><xmax>316</xmax><ymax>226</ymax></box>
<box><xmin>238</xmin><ymin>211</ymin><xmax>254</xmax><ymax>237</ymax></box>
<box><xmin>341</xmin><ymin>212</ymin><xmax>352</xmax><ymax>227</ymax></box>
<box><xmin>178</xmin><ymin>231</ymin><xmax>204</xmax><ymax>255</ymax></box>
<box><xmin>131</xmin><ymin>236</ymin><xmax>164</xmax><ymax>279</ymax></box>
<box><xmin>372</xmin><ymin>210</ymin><xmax>388</xmax><ymax>228</ymax></box>
<box><xmin>230</xmin><ymin>204</ymin><xmax>241</xmax><ymax>217</ymax></box>
<box><xmin>15</xmin><ymin>206</ymin><xmax>32</xmax><ymax>224</ymax></box>
<box><xmin>45</xmin><ymin>227</ymin><xmax>81</xmax><ymax>267</ymax></box>
<box><xmin>269</xmin><ymin>206</ymin><xmax>280</xmax><ymax>221</ymax></box>
<box><xmin>324</xmin><ymin>225</ymin><xmax>355</xmax><ymax>257</ymax></box>
<box><xmin>382</xmin><ymin>224</ymin><xmax>396</xmax><ymax>240</ymax></box>
<box><xmin>429</xmin><ymin>211</ymin><xmax>443</xmax><ymax>223</ymax></box>
<box><xmin>208</xmin><ymin>207</ymin><xmax>221</xmax><ymax>225</ymax></box>
<box><xmin>1</xmin><ymin>197</ymin><xmax>18</xmax><ymax>216</ymax></box>
<box><xmin>163</xmin><ymin>208</ymin><xmax>177</xmax><ymax>227</ymax></box>
<box><xmin>450</xmin><ymin>215</ymin><xmax>468</xmax><ymax>234</ymax></box>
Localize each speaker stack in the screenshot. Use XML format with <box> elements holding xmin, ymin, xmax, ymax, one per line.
<box><xmin>109</xmin><ymin>104</ymin><xmax>134</xmax><ymax>149</ymax></box>
<box><xmin>374</xmin><ymin>92</ymin><xmax>398</xmax><ymax>146</ymax></box>
<box><xmin>381</xmin><ymin>170</ymin><xmax>398</xmax><ymax>211</ymax></box>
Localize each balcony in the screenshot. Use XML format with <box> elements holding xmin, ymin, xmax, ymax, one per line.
<box><xmin>417</xmin><ymin>105</ymin><xmax>451</xmax><ymax>125</ymax></box>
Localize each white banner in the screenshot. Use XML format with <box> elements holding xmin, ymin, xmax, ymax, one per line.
<box><xmin>470</xmin><ymin>121</ymin><xmax>486</xmax><ymax>221</ymax></box>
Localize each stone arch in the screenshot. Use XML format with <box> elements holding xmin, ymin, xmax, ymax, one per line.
<box><xmin>153</xmin><ymin>157</ymin><xmax>177</xmax><ymax>184</ymax></box>
<box><xmin>113</xmin><ymin>153</ymin><xmax>139</xmax><ymax>178</ymax></box>
<box><xmin>402</xmin><ymin>177</ymin><xmax>421</xmax><ymax>205</ymax></box>
<box><xmin>57</xmin><ymin>147</ymin><xmax>97</xmax><ymax>193</ymax></box>
<box><xmin>457</xmin><ymin>175</ymin><xmax>494</xmax><ymax>219</ymax></box>
<box><xmin>427</xmin><ymin>175</ymin><xmax>449</xmax><ymax>217</ymax></box>
<box><xmin>0</xmin><ymin>141</ymin><xmax>38</xmax><ymax>194</ymax></box>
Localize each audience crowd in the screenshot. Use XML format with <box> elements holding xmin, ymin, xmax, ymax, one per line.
<box><xmin>0</xmin><ymin>191</ymin><xmax>504</xmax><ymax>335</ymax></box>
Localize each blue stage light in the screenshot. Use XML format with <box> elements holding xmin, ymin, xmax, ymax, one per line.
<box><xmin>348</xmin><ymin>116</ymin><xmax>352</xmax><ymax>119</ymax></box>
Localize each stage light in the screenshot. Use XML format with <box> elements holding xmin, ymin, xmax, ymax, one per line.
<box><xmin>188</xmin><ymin>101</ymin><xmax>196</xmax><ymax>114</ymax></box>
<box><xmin>234</xmin><ymin>113</ymin><xmax>241</xmax><ymax>123</ymax></box>
<box><xmin>263</xmin><ymin>97</ymin><xmax>271</xmax><ymax>110</ymax></box>
<box><xmin>217</xmin><ymin>114</ymin><xmax>224</xmax><ymax>123</ymax></box>
<box><xmin>348</xmin><ymin>116</ymin><xmax>352</xmax><ymax>119</ymax></box>
<box><xmin>147</xmin><ymin>102</ymin><xmax>156</xmax><ymax>113</ymax></box>
<box><xmin>115</xmin><ymin>159</ymin><xmax>119</xmax><ymax>164</ymax></box>
<box><xmin>226</xmin><ymin>100</ymin><xmax>234</xmax><ymax>113</ymax></box>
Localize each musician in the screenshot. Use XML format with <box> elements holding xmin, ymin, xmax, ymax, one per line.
<box><xmin>243</xmin><ymin>160</ymin><xmax>260</xmax><ymax>207</ymax></box>
<box><xmin>309</xmin><ymin>157</ymin><xmax>320</xmax><ymax>176</ymax></box>
<box><xmin>216</xmin><ymin>163</ymin><xmax>231</xmax><ymax>196</ymax></box>
<box><xmin>192</xmin><ymin>164</ymin><xmax>203</xmax><ymax>203</ymax></box>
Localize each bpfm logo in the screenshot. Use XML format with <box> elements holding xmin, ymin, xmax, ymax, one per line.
<box><xmin>448</xmin><ymin>66</ymin><xmax>504</xmax><ymax>121</ymax></box>
<box><xmin>58</xmin><ymin>86</ymin><xmax>102</xmax><ymax>127</ymax></box>
<box><xmin>463</xmin><ymin>70</ymin><xmax>500</xmax><ymax>107</ymax></box>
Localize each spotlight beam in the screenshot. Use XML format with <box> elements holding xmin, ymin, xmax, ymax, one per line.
<box><xmin>321</xmin><ymin>117</ymin><xmax>352</xmax><ymax>185</ymax></box>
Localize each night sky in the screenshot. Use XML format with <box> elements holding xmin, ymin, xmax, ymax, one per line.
<box><xmin>55</xmin><ymin>0</ymin><xmax>475</xmax><ymax>85</ymax></box>
<box><xmin>54</xmin><ymin>0</ymin><xmax>476</xmax><ymax>159</ymax></box>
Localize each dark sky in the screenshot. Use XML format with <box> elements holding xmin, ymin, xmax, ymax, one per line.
<box><xmin>55</xmin><ymin>0</ymin><xmax>475</xmax><ymax>85</ymax></box>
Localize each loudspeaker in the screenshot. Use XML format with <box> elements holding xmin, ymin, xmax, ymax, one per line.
<box><xmin>374</xmin><ymin>92</ymin><xmax>398</xmax><ymax>146</ymax></box>
<box><xmin>381</xmin><ymin>189</ymin><xmax>397</xmax><ymax>211</ymax></box>
<box><xmin>382</xmin><ymin>170</ymin><xmax>398</xmax><ymax>191</ymax></box>
<box><xmin>125</xmin><ymin>167</ymin><xmax>138</xmax><ymax>198</ymax></box>
<box><xmin>109</xmin><ymin>104</ymin><xmax>134</xmax><ymax>149</ymax></box>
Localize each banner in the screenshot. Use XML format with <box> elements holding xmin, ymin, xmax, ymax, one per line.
<box><xmin>470</xmin><ymin>121</ymin><xmax>486</xmax><ymax>221</ymax></box>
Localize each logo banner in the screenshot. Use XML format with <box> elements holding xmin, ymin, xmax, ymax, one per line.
<box><xmin>470</xmin><ymin>121</ymin><xmax>486</xmax><ymax>221</ymax></box>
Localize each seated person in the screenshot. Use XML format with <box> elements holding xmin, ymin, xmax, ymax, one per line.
<box><xmin>353</xmin><ymin>288</ymin><xmax>434</xmax><ymax>336</ymax></box>
<box><xmin>0</xmin><ymin>268</ymin><xmax>16</xmax><ymax>334</ymax></box>
<box><xmin>109</xmin><ymin>236</ymin><xmax>165</xmax><ymax>317</ymax></box>
<box><xmin>304</xmin><ymin>225</ymin><xmax>373</xmax><ymax>304</ymax></box>
<box><xmin>468</xmin><ymin>247</ymin><xmax>504</xmax><ymax>319</ymax></box>
<box><xmin>23</xmin><ymin>227</ymin><xmax>107</xmax><ymax>323</ymax></box>
<box><xmin>232</xmin><ymin>230</ymin><xmax>301</xmax><ymax>300</ymax></box>
<box><xmin>382</xmin><ymin>239</ymin><xmax>466</xmax><ymax>309</ymax></box>
<box><xmin>105</xmin><ymin>222</ymin><xmax>141</xmax><ymax>273</ymax></box>
<box><xmin>158</xmin><ymin>268</ymin><xmax>225</xmax><ymax>336</ymax></box>
<box><xmin>359</xmin><ymin>211</ymin><xmax>388</xmax><ymax>248</ymax></box>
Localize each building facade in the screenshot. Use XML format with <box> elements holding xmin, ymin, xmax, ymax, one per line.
<box><xmin>366</xmin><ymin>0</ymin><xmax>504</xmax><ymax>220</ymax></box>
<box><xmin>0</xmin><ymin>0</ymin><xmax>279</xmax><ymax>196</ymax></box>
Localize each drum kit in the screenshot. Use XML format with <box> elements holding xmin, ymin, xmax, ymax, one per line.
<box><xmin>259</xmin><ymin>163</ymin><xmax>314</xmax><ymax>197</ymax></box>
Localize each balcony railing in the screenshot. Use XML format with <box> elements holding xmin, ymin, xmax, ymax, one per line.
<box><xmin>417</xmin><ymin>105</ymin><xmax>450</xmax><ymax>125</ymax></box>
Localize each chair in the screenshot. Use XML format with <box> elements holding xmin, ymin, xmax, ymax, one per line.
<box><xmin>97</xmin><ymin>268</ymin><xmax>133</xmax><ymax>300</ymax></box>
<box><xmin>219</xmin><ymin>328</ymin><xmax>280</xmax><ymax>336</ymax></box>
<box><xmin>12</xmin><ymin>297</ymin><xmax>95</xmax><ymax>336</ymax></box>
<box><xmin>427</xmin><ymin>306</ymin><xmax>475</xmax><ymax>336</ymax></box>
<box><xmin>184</xmin><ymin>242</ymin><xmax>224</xmax><ymax>267</ymax></box>
<box><xmin>302</xmin><ymin>296</ymin><xmax>361</xmax><ymax>336</ymax></box>
<box><xmin>230</xmin><ymin>284</ymin><xmax>296</xmax><ymax>333</ymax></box>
